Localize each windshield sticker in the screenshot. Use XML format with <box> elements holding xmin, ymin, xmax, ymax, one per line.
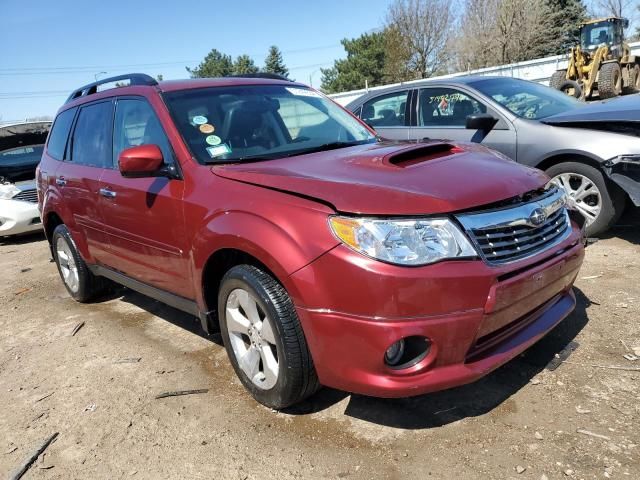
<box><xmin>192</xmin><ymin>115</ymin><xmax>208</xmax><ymax>125</ymax></box>
<box><xmin>206</xmin><ymin>144</ymin><xmax>231</xmax><ymax>158</ymax></box>
<box><xmin>199</xmin><ymin>123</ymin><xmax>215</xmax><ymax>134</ymax></box>
<box><xmin>205</xmin><ymin>135</ymin><xmax>222</xmax><ymax>146</ymax></box>
<box><xmin>285</xmin><ymin>87</ymin><xmax>322</xmax><ymax>98</ymax></box>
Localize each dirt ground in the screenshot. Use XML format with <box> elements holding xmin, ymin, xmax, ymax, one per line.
<box><xmin>1</xmin><ymin>212</ymin><xmax>638</xmax><ymax>480</ymax></box>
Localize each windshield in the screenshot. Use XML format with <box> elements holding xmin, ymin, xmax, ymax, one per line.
<box><xmin>163</xmin><ymin>85</ymin><xmax>376</xmax><ymax>163</ymax></box>
<box><xmin>469</xmin><ymin>78</ymin><xmax>584</xmax><ymax>120</ymax></box>
<box><xmin>580</xmin><ymin>21</ymin><xmax>618</xmax><ymax>50</ymax></box>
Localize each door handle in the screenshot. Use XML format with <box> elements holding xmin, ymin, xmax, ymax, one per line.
<box><xmin>99</xmin><ymin>188</ymin><xmax>116</xmax><ymax>199</ymax></box>
<box><xmin>55</xmin><ymin>177</ymin><xmax>67</xmax><ymax>186</ymax></box>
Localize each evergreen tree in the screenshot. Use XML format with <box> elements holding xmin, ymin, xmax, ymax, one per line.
<box><xmin>233</xmin><ymin>54</ymin><xmax>259</xmax><ymax>75</ymax></box>
<box><xmin>320</xmin><ymin>32</ymin><xmax>387</xmax><ymax>93</ymax></box>
<box><xmin>186</xmin><ymin>49</ymin><xmax>233</xmax><ymax>78</ymax></box>
<box><xmin>264</xmin><ymin>46</ymin><xmax>289</xmax><ymax>78</ymax></box>
<box><xmin>544</xmin><ymin>0</ymin><xmax>588</xmax><ymax>54</ymax></box>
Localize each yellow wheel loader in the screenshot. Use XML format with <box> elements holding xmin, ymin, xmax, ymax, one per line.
<box><xmin>550</xmin><ymin>17</ymin><xmax>640</xmax><ymax>100</ymax></box>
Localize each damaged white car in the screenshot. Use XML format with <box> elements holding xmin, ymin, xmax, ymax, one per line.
<box><xmin>0</xmin><ymin>121</ymin><xmax>50</xmax><ymax>238</ymax></box>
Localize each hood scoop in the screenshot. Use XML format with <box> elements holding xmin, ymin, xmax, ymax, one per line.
<box><xmin>386</xmin><ymin>143</ymin><xmax>459</xmax><ymax>167</ymax></box>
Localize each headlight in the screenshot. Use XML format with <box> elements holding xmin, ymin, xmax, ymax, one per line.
<box><xmin>0</xmin><ymin>184</ymin><xmax>20</xmax><ymax>200</ymax></box>
<box><xmin>328</xmin><ymin>216</ymin><xmax>477</xmax><ymax>266</ymax></box>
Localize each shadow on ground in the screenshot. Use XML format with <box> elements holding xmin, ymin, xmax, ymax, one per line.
<box><xmin>100</xmin><ymin>282</ymin><xmax>591</xmax><ymax>429</ymax></box>
<box><xmin>0</xmin><ymin>231</ymin><xmax>45</xmax><ymax>246</ymax></box>
<box><xmin>602</xmin><ymin>207</ymin><xmax>640</xmax><ymax>245</ymax></box>
<box><xmin>285</xmin><ymin>288</ymin><xmax>592</xmax><ymax>429</ymax></box>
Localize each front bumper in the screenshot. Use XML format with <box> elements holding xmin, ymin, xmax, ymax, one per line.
<box><xmin>290</xmin><ymin>223</ymin><xmax>584</xmax><ymax>398</ymax></box>
<box><xmin>0</xmin><ymin>199</ymin><xmax>42</xmax><ymax>237</ymax></box>
<box><xmin>605</xmin><ymin>156</ymin><xmax>640</xmax><ymax>206</ymax></box>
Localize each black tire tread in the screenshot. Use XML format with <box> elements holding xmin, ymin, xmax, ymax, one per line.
<box><xmin>550</xmin><ymin>70</ymin><xmax>568</xmax><ymax>90</ymax></box>
<box><xmin>598</xmin><ymin>62</ymin><xmax>621</xmax><ymax>99</ymax></box>
<box><xmin>220</xmin><ymin>265</ymin><xmax>319</xmax><ymax>407</ymax></box>
<box><xmin>546</xmin><ymin>162</ymin><xmax>625</xmax><ymax>237</ymax></box>
<box><xmin>52</xmin><ymin>225</ymin><xmax>109</xmax><ymax>302</ymax></box>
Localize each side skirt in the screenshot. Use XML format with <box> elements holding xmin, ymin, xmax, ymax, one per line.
<box><xmin>88</xmin><ymin>264</ymin><xmax>217</xmax><ymax>334</ymax></box>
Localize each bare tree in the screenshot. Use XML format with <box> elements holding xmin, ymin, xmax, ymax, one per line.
<box><xmin>596</xmin><ymin>0</ymin><xmax>634</xmax><ymax>18</ymax></box>
<box><xmin>455</xmin><ymin>0</ymin><xmax>558</xmax><ymax>69</ymax></box>
<box><xmin>385</xmin><ymin>0</ymin><xmax>454</xmax><ymax>78</ymax></box>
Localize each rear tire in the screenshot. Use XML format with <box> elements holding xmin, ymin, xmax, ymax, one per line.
<box><xmin>622</xmin><ymin>64</ymin><xmax>640</xmax><ymax>94</ymax></box>
<box><xmin>546</xmin><ymin>162</ymin><xmax>625</xmax><ymax>237</ymax></box>
<box><xmin>598</xmin><ymin>62</ymin><xmax>622</xmax><ymax>99</ymax></box>
<box><xmin>550</xmin><ymin>70</ymin><xmax>568</xmax><ymax>90</ymax></box>
<box><xmin>218</xmin><ymin>264</ymin><xmax>320</xmax><ymax>409</ymax></box>
<box><xmin>51</xmin><ymin>224</ymin><xmax>110</xmax><ymax>302</ymax></box>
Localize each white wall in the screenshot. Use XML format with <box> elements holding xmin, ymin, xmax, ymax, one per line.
<box><xmin>329</xmin><ymin>41</ymin><xmax>640</xmax><ymax>106</ymax></box>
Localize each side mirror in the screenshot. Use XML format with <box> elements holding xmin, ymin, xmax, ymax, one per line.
<box><xmin>466</xmin><ymin>114</ymin><xmax>498</xmax><ymax>132</ymax></box>
<box><xmin>118</xmin><ymin>144</ymin><xmax>164</xmax><ymax>178</ymax></box>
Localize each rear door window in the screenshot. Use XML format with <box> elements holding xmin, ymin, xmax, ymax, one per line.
<box><xmin>47</xmin><ymin>108</ymin><xmax>76</xmax><ymax>160</ymax></box>
<box><xmin>361</xmin><ymin>91</ymin><xmax>409</xmax><ymax>127</ymax></box>
<box><xmin>71</xmin><ymin>102</ymin><xmax>114</xmax><ymax>168</ymax></box>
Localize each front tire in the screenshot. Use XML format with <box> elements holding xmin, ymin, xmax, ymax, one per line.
<box><xmin>598</xmin><ymin>62</ymin><xmax>622</xmax><ymax>99</ymax></box>
<box><xmin>52</xmin><ymin>224</ymin><xmax>109</xmax><ymax>302</ymax></box>
<box><xmin>546</xmin><ymin>162</ymin><xmax>625</xmax><ymax>237</ymax></box>
<box><xmin>218</xmin><ymin>265</ymin><xmax>319</xmax><ymax>409</ymax></box>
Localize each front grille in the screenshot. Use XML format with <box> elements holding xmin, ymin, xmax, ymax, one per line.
<box><xmin>13</xmin><ymin>188</ymin><xmax>38</xmax><ymax>203</ymax></box>
<box><xmin>457</xmin><ymin>187</ymin><xmax>571</xmax><ymax>265</ymax></box>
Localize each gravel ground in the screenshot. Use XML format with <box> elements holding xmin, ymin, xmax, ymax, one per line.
<box><xmin>0</xmin><ymin>212</ymin><xmax>638</xmax><ymax>480</ymax></box>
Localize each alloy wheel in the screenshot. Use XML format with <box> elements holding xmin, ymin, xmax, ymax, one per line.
<box><xmin>55</xmin><ymin>236</ymin><xmax>79</xmax><ymax>293</ymax></box>
<box><xmin>550</xmin><ymin>173</ymin><xmax>602</xmax><ymax>226</ymax></box>
<box><xmin>225</xmin><ymin>288</ymin><xmax>279</xmax><ymax>390</ymax></box>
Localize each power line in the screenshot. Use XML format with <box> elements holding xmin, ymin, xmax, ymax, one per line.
<box><xmin>0</xmin><ymin>44</ymin><xmax>342</xmax><ymax>74</ymax></box>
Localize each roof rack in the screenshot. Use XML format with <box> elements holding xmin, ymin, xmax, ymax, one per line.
<box><xmin>227</xmin><ymin>72</ymin><xmax>292</xmax><ymax>82</ymax></box>
<box><xmin>65</xmin><ymin>73</ymin><xmax>158</xmax><ymax>104</ymax></box>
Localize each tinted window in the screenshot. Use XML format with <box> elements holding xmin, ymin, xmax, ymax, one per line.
<box><xmin>47</xmin><ymin>108</ymin><xmax>76</xmax><ymax>160</ymax></box>
<box><xmin>468</xmin><ymin>78</ymin><xmax>582</xmax><ymax>120</ymax></box>
<box><xmin>163</xmin><ymin>85</ymin><xmax>374</xmax><ymax>164</ymax></box>
<box><xmin>418</xmin><ymin>88</ymin><xmax>486</xmax><ymax>127</ymax></box>
<box><xmin>0</xmin><ymin>145</ymin><xmax>44</xmax><ymax>165</ymax></box>
<box><xmin>71</xmin><ymin>102</ymin><xmax>113</xmax><ymax>168</ymax></box>
<box><xmin>361</xmin><ymin>91</ymin><xmax>409</xmax><ymax>127</ymax></box>
<box><xmin>113</xmin><ymin>99</ymin><xmax>173</xmax><ymax>167</ymax></box>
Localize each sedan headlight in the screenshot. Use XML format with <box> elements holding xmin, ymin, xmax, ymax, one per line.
<box><xmin>328</xmin><ymin>216</ymin><xmax>477</xmax><ymax>266</ymax></box>
<box><xmin>0</xmin><ymin>184</ymin><xmax>20</xmax><ymax>200</ymax></box>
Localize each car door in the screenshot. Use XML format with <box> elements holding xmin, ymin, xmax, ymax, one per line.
<box><xmin>409</xmin><ymin>86</ymin><xmax>518</xmax><ymax>160</ymax></box>
<box><xmin>98</xmin><ymin>97</ymin><xmax>191</xmax><ymax>298</ymax></box>
<box><xmin>359</xmin><ymin>89</ymin><xmax>411</xmax><ymax>140</ymax></box>
<box><xmin>54</xmin><ymin>101</ymin><xmax>113</xmax><ymax>264</ymax></box>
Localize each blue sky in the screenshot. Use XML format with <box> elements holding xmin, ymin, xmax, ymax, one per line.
<box><xmin>0</xmin><ymin>0</ymin><xmax>392</xmax><ymax>122</ymax></box>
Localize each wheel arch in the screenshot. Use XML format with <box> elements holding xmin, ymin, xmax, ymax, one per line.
<box><xmin>193</xmin><ymin>210</ymin><xmax>337</xmax><ymax>322</ymax></box>
<box><xmin>534</xmin><ymin>151</ymin><xmax>606</xmax><ymax>173</ymax></box>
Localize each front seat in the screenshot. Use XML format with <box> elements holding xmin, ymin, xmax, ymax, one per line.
<box><xmin>221</xmin><ymin>101</ymin><xmax>275</xmax><ymax>149</ymax></box>
<box><xmin>453</xmin><ymin>100</ymin><xmax>474</xmax><ymax>124</ymax></box>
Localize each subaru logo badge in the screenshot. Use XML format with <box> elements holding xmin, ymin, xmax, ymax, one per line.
<box><xmin>529</xmin><ymin>208</ymin><xmax>546</xmax><ymax>226</ymax></box>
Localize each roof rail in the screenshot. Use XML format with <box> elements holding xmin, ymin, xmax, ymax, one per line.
<box><xmin>227</xmin><ymin>72</ymin><xmax>292</xmax><ymax>82</ymax></box>
<box><xmin>65</xmin><ymin>73</ymin><xmax>158</xmax><ymax>104</ymax></box>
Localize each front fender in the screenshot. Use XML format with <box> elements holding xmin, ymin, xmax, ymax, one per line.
<box><xmin>191</xmin><ymin>206</ymin><xmax>339</xmax><ymax>308</ymax></box>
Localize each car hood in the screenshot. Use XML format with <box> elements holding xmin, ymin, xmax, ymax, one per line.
<box><xmin>542</xmin><ymin>95</ymin><xmax>640</xmax><ymax>125</ymax></box>
<box><xmin>211</xmin><ymin>141</ymin><xmax>549</xmax><ymax>215</ymax></box>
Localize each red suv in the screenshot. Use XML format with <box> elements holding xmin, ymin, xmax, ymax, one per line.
<box><xmin>38</xmin><ymin>73</ymin><xmax>585</xmax><ymax>408</ymax></box>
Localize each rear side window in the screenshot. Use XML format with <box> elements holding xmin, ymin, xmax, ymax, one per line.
<box><xmin>47</xmin><ymin>108</ymin><xmax>76</xmax><ymax>160</ymax></box>
<box><xmin>361</xmin><ymin>91</ymin><xmax>409</xmax><ymax>127</ymax></box>
<box><xmin>71</xmin><ymin>102</ymin><xmax>113</xmax><ymax>168</ymax></box>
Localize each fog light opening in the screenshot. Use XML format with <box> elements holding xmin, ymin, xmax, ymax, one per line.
<box><xmin>384</xmin><ymin>339</ymin><xmax>405</xmax><ymax>366</ymax></box>
<box><xmin>384</xmin><ymin>336</ymin><xmax>431</xmax><ymax>370</ymax></box>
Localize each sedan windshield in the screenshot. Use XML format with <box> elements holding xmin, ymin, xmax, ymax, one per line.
<box><xmin>469</xmin><ymin>78</ymin><xmax>584</xmax><ymax>120</ymax></box>
<box><xmin>163</xmin><ymin>85</ymin><xmax>376</xmax><ymax>163</ymax></box>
